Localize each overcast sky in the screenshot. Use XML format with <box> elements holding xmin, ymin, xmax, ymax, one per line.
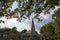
<box><xmin>0</xmin><ymin>1</ymin><xmax>60</xmax><ymax>33</ymax></box>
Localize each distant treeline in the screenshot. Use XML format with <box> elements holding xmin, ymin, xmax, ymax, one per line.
<box><xmin>0</xmin><ymin>27</ymin><xmax>46</xmax><ymax>40</ymax></box>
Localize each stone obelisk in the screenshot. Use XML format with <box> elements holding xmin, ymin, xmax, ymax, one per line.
<box><xmin>31</xmin><ymin>18</ymin><xmax>35</xmax><ymax>34</ymax></box>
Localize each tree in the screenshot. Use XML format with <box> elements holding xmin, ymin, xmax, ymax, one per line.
<box><xmin>40</xmin><ymin>22</ymin><xmax>55</xmax><ymax>40</ymax></box>
<box><xmin>53</xmin><ymin>9</ymin><xmax>60</xmax><ymax>40</ymax></box>
<box><xmin>0</xmin><ymin>0</ymin><xmax>60</xmax><ymax>21</ymax></box>
<box><xmin>17</xmin><ymin>0</ymin><xmax>60</xmax><ymax>21</ymax></box>
<box><xmin>21</xmin><ymin>29</ymin><xmax>27</xmax><ymax>33</ymax></box>
<box><xmin>40</xmin><ymin>8</ymin><xmax>60</xmax><ymax>40</ymax></box>
<box><xmin>10</xmin><ymin>27</ymin><xmax>17</xmax><ymax>33</ymax></box>
<box><xmin>0</xmin><ymin>0</ymin><xmax>15</xmax><ymax>17</ymax></box>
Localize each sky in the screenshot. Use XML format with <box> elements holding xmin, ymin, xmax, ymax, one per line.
<box><xmin>0</xmin><ymin>1</ymin><xmax>60</xmax><ymax>33</ymax></box>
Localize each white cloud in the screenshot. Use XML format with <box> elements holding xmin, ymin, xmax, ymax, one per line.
<box><xmin>11</xmin><ymin>1</ymin><xmax>18</xmax><ymax>11</ymax></box>
<box><xmin>0</xmin><ymin>16</ymin><xmax>7</xmax><ymax>21</ymax></box>
<box><xmin>0</xmin><ymin>17</ymin><xmax>30</xmax><ymax>32</ymax></box>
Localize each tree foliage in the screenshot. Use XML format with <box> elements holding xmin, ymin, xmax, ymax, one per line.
<box><xmin>21</xmin><ymin>29</ymin><xmax>27</xmax><ymax>33</ymax></box>
<box><xmin>0</xmin><ymin>27</ymin><xmax>41</xmax><ymax>40</ymax></box>
<box><xmin>18</xmin><ymin>0</ymin><xmax>60</xmax><ymax>19</ymax></box>
<box><xmin>40</xmin><ymin>8</ymin><xmax>60</xmax><ymax>40</ymax></box>
<box><xmin>40</xmin><ymin>23</ymin><xmax>55</xmax><ymax>40</ymax></box>
<box><xmin>0</xmin><ymin>0</ymin><xmax>60</xmax><ymax>21</ymax></box>
<box><xmin>0</xmin><ymin>0</ymin><xmax>15</xmax><ymax>16</ymax></box>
